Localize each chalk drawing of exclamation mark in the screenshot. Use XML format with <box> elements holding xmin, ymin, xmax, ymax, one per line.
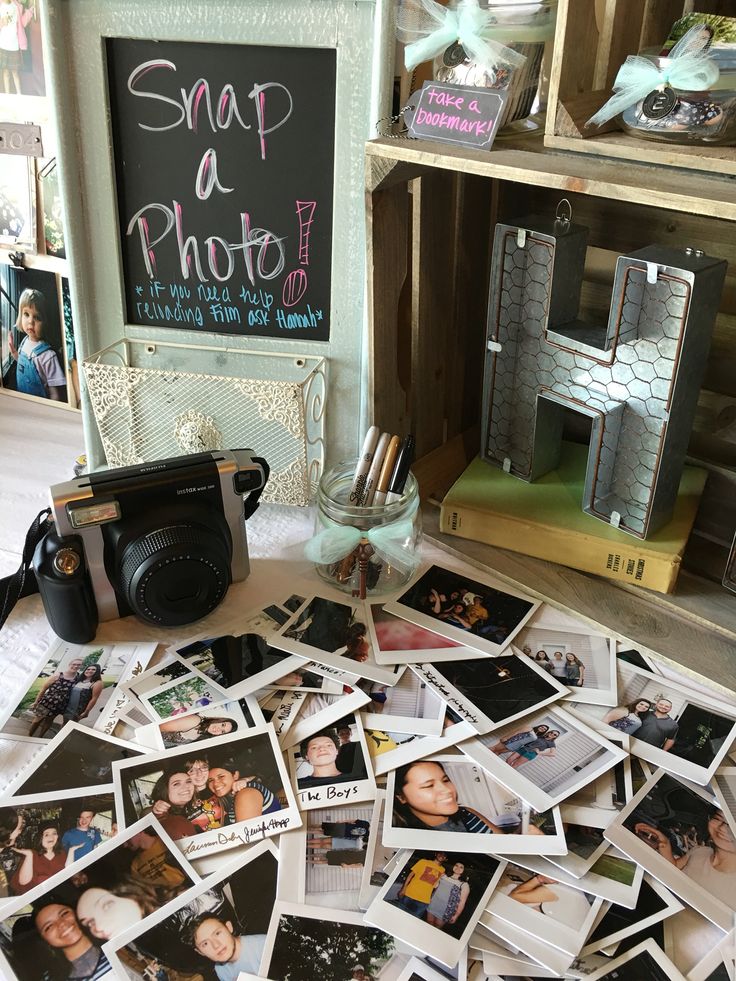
<box><xmin>282</xmin><ymin>200</ymin><xmax>316</xmax><ymax>307</ymax></box>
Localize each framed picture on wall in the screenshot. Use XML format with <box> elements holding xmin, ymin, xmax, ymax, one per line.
<box><xmin>0</xmin><ymin>154</ymin><xmax>36</xmax><ymax>252</ymax></box>
<box><xmin>0</xmin><ymin>261</ymin><xmax>72</xmax><ymax>405</ymax></box>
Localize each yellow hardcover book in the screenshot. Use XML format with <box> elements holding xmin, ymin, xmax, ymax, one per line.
<box><xmin>440</xmin><ymin>443</ymin><xmax>707</xmax><ymax>594</ymax></box>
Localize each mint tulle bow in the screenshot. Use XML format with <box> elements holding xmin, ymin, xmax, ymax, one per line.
<box><xmin>305</xmin><ymin>497</ymin><xmax>420</xmax><ymax>576</ymax></box>
<box><xmin>397</xmin><ymin>0</ymin><xmax>554</xmax><ymax>73</ymax></box>
<box><xmin>587</xmin><ymin>25</ymin><xmax>720</xmax><ymax>128</ymax></box>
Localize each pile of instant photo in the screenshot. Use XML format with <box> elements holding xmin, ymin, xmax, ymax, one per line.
<box><xmin>0</xmin><ymin>560</ymin><xmax>734</xmax><ymax>981</ymax></box>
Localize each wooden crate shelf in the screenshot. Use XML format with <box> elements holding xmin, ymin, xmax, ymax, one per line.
<box><xmin>546</xmin><ymin>0</ymin><xmax>736</xmax><ymax>176</ymax></box>
<box><xmin>365</xmin><ymin>134</ymin><xmax>736</xmax><ymax>647</ymax></box>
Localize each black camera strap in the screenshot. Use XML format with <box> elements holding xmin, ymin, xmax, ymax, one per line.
<box><xmin>0</xmin><ymin>508</ymin><xmax>51</xmax><ymax>631</ymax></box>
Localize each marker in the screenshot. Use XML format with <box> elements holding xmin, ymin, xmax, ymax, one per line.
<box><xmin>361</xmin><ymin>431</ymin><xmax>391</xmax><ymax>505</ymax></box>
<box><xmin>349</xmin><ymin>426</ymin><xmax>379</xmax><ymax>505</ymax></box>
<box><xmin>372</xmin><ymin>435</ymin><xmax>401</xmax><ymax>506</ymax></box>
<box><xmin>385</xmin><ymin>434</ymin><xmax>415</xmax><ymax>504</ymax></box>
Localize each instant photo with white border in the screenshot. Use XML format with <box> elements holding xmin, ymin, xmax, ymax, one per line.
<box><xmin>288</xmin><ymin>716</ymin><xmax>377</xmax><ymax>811</ymax></box>
<box><xmin>476</xmin><ymin>926</ymin><xmax>572</xmax><ymax>979</ymax></box>
<box><xmin>138</xmin><ymin>671</ymin><xmax>230</xmax><ymax>722</ymax></box>
<box><xmin>411</xmin><ymin>653</ymin><xmax>568</xmax><ymax>737</ymax></box>
<box><xmin>604</xmin><ymin>767</ymin><xmax>736</xmax><ymax>931</ymax></box>
<box><xmin>383</xmin><ymin>563</ymin><xmax>540</xmax><ymax>658</ymax></box>
<box><xmin>2</xmin><ymin>721</ymin><xmax>149</xmax><ymax>802</ymax></box>
<box><xmin>688</xmin><ymin>929</ymin><xmax>736</xmax><ymax>981</ymax></box>
<box><xmin>134</xmin><ymin>697</ymin><xmax>255</xmax><ymax>752</ymax></box>
<box><xmin>359</xmin><ymin>791</ymin><xmax>396</xmax><ymax>911</ymax></box>
<box><xmin>713</xmin><ymin>766</ymin><xmax>736</xmax><ymax>840</ymax></box>
<box><xmin>514</xmin><ymin>606</ymin><xmax>617</xmax><ymax>708</ymax></box>
<box><xmin>577</xmin><ymin>660</ymin><xmax>736</xmax><ymax>786</ymax></box>
<box><xmin>462</xmin><ymin>706</ymin><xmax>628</xmax><ymax>813</ymax></box>
<box><xmin>512</xmin><ymin>847</ymin><xmax>644</xmax><ymax>909</ymax></box>
<box><xmin>282</xmin><ymin>800</ymin><xmax>374</xmax><ymax>911</ymax></box>
<box><xmin>113</xmin><ymin>725</ymin><xmax>301</xmax><ymax>861</ymax></box>
<box><xmin>365</xmin><ymin>848</ymin><xmax>504</xmax><ymax>969</ymax></box>
<box><xmin>582</xmin><ymin>937</ymin><xmax>687</xmax><ymax>981</ymax></box>
<box><xmin>282</xmin><ymin>687</ymin><xmax>371</xmax><ymax>750</ymax></box>
<box><xmin>0</xmin><ymin>640</ymin><xmax>157</xmax><ymax>744</ymax></box>
<box><xmin>0</xmin><ymin>789</ymin><xmax>118</xmax><ymax>908</ymax></box>
<box><xmin>477</xmin><ymin>911</ymin><xmax>577</xmax><ymax>977</ymax></box>
<box><xmin>363</xmin><ymin>715</ymin><xmax>477</xmax><ymax>778</ymax></box>
<box><xmin>259</xmin><ymin>900</ymin><xmax>418</xmax><ymax>981</ymax></box>
<box><xmin>274</xmin><ymin>588</ymin><xmax>404</xmax><ymax>685</ymax></box>
<box><xmin>364</xmin><ymin>601</ymin><xmax>485</xmax><ymax>666</ymax></box>
<box><xmin>102</xmin><ymin>837</ymin><xmax>278</xmax><ymax>979</ymax></box>
<box><xmin>168</xmin><ymin>598</ymin><xmax>313</xmax><ymax>697</ymax></box>
<box><xmin>383</xmin><ymin>754</ymin><xmax>567</xmax><ymax>855</ymax></box>
<box><xmin>485</xmin><ymin>860</ymin><xmax>604</xmax><ymax>957</ymax></box>
<box><xmin>0</xmin><ymin>813</ymin><xmax>197</xmax><ymax>920</ymax></box>
<box><xmin>395</xmin><ymin>953</ymin><xmax>469</xmax><ymax>981</ymax></box>
<box><xmin>361</xmin><ymin>667</ymin><xmax>446</xmax><ymax>736</ymax></box>
<box><xmin>579</xmin><ymin>874</ymin><xmax>684</xmax><ymax>958</ymax></box>
<box><xmin>559</xmin><ymin>730</ymin><xmax>633</xmax><ymax>829</ymax></box>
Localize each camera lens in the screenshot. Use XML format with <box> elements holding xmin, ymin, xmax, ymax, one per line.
<box><xmin>118</xmin><ymin>524</ymin><xmax>232</xmax><ymax>626</ymax></box>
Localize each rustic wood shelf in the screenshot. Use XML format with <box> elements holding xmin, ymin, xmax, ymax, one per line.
<box><xmin>366</xmin><ymin>136</ymin><xmax>736</xmax><ymax>221</ymax></box>
<box><xmin>365</xmin><ymin>135</ymin><xmax>736</xmax><ymax>668</ymax></box>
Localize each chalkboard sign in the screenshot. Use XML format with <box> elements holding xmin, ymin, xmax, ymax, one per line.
<box><xmin>106</xmin><ymin>39</ymin><xmax>336</xmax><ymax>342</ymax></box>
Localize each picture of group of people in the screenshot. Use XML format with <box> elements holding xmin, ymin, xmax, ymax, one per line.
<box><xmin>0</xmin><ymin>799</ymin><xmax>114</xmax><ymax>898</ymax></box>
<box><xmin>621</xmin><ymin>773</ymin><xmax>736</xmax><ymax>914</ymax></box>
<box><xmin>394</xmin><ymin>566</ymin><xmax>534</xmax><ymax>646</ymax></box>
<box><xmin>0</xmin><ymin>822</ymin><xmax>193</xmax><ymax>981</ymax></box>
<box><xmin>515</xmin><ymin>609</ymin><xmax>616</xmax><ymax>703</ymax></box>
<box><xmin>486</xmin><ymin>724</ymin><xmax>561</xmax><ymax>769</ymax></box>
<box><xmin>385</xmin><ymin>850</ymin><xmax>494</xmax><ymax>938</ymax></box>
<box><xmin>119</xmin><ymin>733</ymin><xmax>287</xmax><ymax>841</ymax></box>
<box><xmin>295</xmin><ymin>721</ymin><xmax>368</xmax><ymax>791</ymax></box>
<box><xmin>111</xmin><ymin>846</ymin><xmax>278</xmax><ymax>981</ymax></box>
<box><xmin>525</xmin><ymin>649</ymin><xmax>587</xmax><ymax>687</ymax></box>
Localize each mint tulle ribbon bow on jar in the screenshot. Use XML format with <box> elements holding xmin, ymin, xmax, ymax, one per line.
<box><xmin>307</xmin><ymin>463</ymin><xmax>422</xmax><ymax>599</ymax></box>
<box><xmin>587</xmin><ymin>25</ymin><xmax>720</xmax><ymax>128</ymax></box>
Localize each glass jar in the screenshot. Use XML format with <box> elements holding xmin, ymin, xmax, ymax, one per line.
<box><xmin>311</xmin><ymin>460</ymin><xmax>422</xmax><ymax>597</ymax></box>
<box><xmin>619</xmin><ymin>53</ymin><xmax>736</xmax><ymax>145</ymax></box>
<box><xmin>433</xmin><ymin>0</ymin><xmax>558</xmax><ymax>130</ymax></box>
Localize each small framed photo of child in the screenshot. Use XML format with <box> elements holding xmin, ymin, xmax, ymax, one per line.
<box><xmin>0</xmin><ymin>263</ymin><xmax>71</xmax><ymax>405</ymax></box>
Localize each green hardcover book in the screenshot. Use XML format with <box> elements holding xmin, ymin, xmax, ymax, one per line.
<box><xmin>440</xmin><ymin>443</ymin><xmax>707</xmax><ymax>593</ymax></box>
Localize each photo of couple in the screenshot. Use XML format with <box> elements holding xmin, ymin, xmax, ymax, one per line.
<box><xmin>0</xmin><ymin>799</ymin><xmax>114</xmax><ymax>899</ymax></box>
<box><xmin>386</xmin><ymin>851</ymin><xmax>486</xmax><ymax>936</ymax></box>
<box><xmin>109</xmin><ymin>846</ymin><xmax>278</xmax><ymax>981</ymax></box>
<box><xmin>600</xmin><ymin>662</ymin><xmax>736</xmax><ymax>780</ymax></box>
<box><xmin>0</xmin><ymin>823</ymin><xmax>193</xmax><ymax>981</ymax></box>
<box><xmin>119</xmin><ymin>735</ymin><xmax>287</xmax><ymax>841</ymax></box>
<box><xmin>1</xmin><ymin>642</ymin><xmax>154</xmax><ymax>742</ymax></box>
<box><xmin>486</xmin><ymin>724</ymin><xmax>560</xmax><ymax>768</ymax></box>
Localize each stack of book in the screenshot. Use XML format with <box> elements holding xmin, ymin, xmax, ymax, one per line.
<box><xmin>440</xmin><ymin>442</ymin><xmax>707</xmax><ymax>594</ymax></box>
